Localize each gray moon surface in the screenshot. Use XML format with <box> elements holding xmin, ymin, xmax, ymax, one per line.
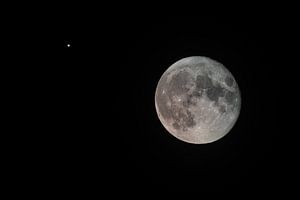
<box><xmin>155</xmin><ymin>56</ymin><xmax>241</xmax><ymax>144</ymax></box>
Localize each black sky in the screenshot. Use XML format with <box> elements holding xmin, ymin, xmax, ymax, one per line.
<box><xmin>9</xmin><ymin>9</ymin><xmax>298</xmax><ymax>195</ymax></box>
<box><xmin>116</xmin><ymin>15</ymin><xmax>295</xmax><ymax>193</ymax></box>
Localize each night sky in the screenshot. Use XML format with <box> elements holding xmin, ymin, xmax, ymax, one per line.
<box><xmin>117</xmin><ymin>15</ymin><xmax>294</xmax><ymax>193</ymax></box>
<box><xmin>10</xmin><ymin>9</ymin><xmax>298</xmax><ymax>195</ymax></box>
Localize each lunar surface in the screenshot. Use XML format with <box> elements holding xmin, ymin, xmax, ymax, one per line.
<box><xmin>155</xmin><ymin>56</ymin><xmax>241</xmax><ymax>144</ymax></box>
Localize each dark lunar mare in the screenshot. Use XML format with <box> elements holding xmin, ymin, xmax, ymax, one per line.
<box><xmin>225</xmin><ymin>76</ymin><xmax>234</xmax><ymax>87</ymax></box>
<box><xmin>225</xmin><ymin>90</ymin><xmax>237</xmax><ymax>105</ymax></box>
<box><xmin>156</xmin><ymin>71</ymin><xmax>196</xmax><ymax>131</ymax></box>
<box><xmin>191</xmin><ymin>74</ymin><xmax>238</xmax><ymax>113</ymax></box>
<box><xmin>168</xmin><ymin>71</ymin><xmax>191</xmax><ymax>95</ymax></box>
<box><xmin>195</xmin><ymin>74</ymin><xmax>226</xmax><ymax>103</ymax></box>
<box><xmin>206</xmin><ymin>84</ymin><xmax>225</xmax><ymax>102</ymax></box>
<box><xmin>169</xmin><ymin>103</ymin><xmax>196</xmax><ymax>132</ymax></box>
<box><xmin>196</xmin><ymin>74</ymin><xmax>213</xmax><ymax>89</ymax></box>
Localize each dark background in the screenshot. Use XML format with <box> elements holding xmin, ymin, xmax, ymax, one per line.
<box><xmin>5</xmin><ymin>8</ymin><xmax>298</xmax><ymax>195</ymax></box>
<box><xmin>116</xmin><ymin>15</ymin><xmax>296</xmax><ymax>193</ymax></box>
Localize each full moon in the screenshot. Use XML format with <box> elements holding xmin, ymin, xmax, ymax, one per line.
<box><xmin>155</xmin><ymin>56</ymin><xmax>241</xmax><ymax>144</ymax></box>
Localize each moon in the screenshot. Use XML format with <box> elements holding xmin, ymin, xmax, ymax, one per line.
<box><xmin>155</xmin><ymin>56</ymin><xmax>241</xmax><ymax>144</ymax></box>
